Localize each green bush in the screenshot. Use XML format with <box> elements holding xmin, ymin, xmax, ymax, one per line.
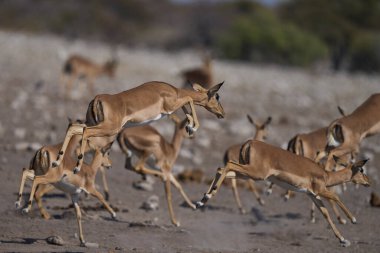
<box><xmin>218</xmin><ymin>9</ymin><xmax>328</xmax><ymax>66</ymax></box>
<box><xmin>349</xmin><ymin>32</ymin><xmax>380</xmax><ymax>73</ymax></box>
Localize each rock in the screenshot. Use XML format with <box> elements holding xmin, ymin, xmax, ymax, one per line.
<box><xmin>14</xmin><ymin>128</ymin><xmax>26</xmax><ymax>139</ymax></box>
<box><xmin>84</xmin><ymin>242</ymin><xmax>99</xmax><ymax>248</ymax></box>
<box><xmin>141</xmin><ymin>195</ymin><xmax>159</xmax><ymax>211</ymax></box>
<box><xmin>46</xmin><ymin>235</ymin><xmax>64</xmax><ymax>246</ymax></box>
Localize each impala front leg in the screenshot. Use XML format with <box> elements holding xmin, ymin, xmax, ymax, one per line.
<box><xmin>182</xmin><ymin>98</ymin><xmax>199</xmax><ymax>135</ymax></box>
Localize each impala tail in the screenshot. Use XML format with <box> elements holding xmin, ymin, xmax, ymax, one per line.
<box><xmin>327</xmin><ymin>123</ymin><xmax>344</xmax><ymax>150</ymax></box>
<box><xmin>239</xmin><ymin>140</ymin><xmax>251</xmax><ymax>165</ymax></box>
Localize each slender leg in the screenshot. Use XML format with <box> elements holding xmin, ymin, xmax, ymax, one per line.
<box><xmin>247</xmin><ymin>180</ymin><xmax>265</xmax><ymax>206</ymax></box>
<box><xmin>164</xmin><ymin>177</ymin><xmax>179</xmax><ymax>226</ymax></box>
<box><xmin>319</xmin><ymin>190</ymin><xmax>356</xmax><ymax>224</ymax></box>
<box><xmin>329</xmin><ymin>199</ymin><xmax>347</xmax><ymax>224</ymax></box>
<box><xmin>53</xmin><ymin>123</ymin><xmax>85</xmax><ymax>167</ymax></box>
<box><xmin>99</xmin><ymin>166</ymin><xmax>110</xmax><ymax>200</ymax></box>
<box><xmin>265</xmin><ymin>182</ymin><xmax>274</xmax><ymax>195</ymax></box>
<box><xmin>310</xmin><ymin>202</ymin><xmax>316</xmax><ymax>223</ymax></box>
<box><xmin>75</xmin><ymin>124</ymin><xmax>120</xmax><ymax>173</ymax></box>
<box><xmin>308</xmin><ymin>194</ymin><xmax>350</xmax><ymax>247</ymax></box>
<box><xmin>72</xmin><ymin>195</ymin><xmax>86</xmax><ymax>246</ymax></box>
<box><xmin>231</xmin><ymin>178</ymin><xmax>246</xmax><ymax>214</ymax></box>
<box><xmin>15</xmin><ymin>169</ymin><xmax>35</xmax><ymax>209</ymax></box>
<box><xmin>169</xmin><ymin>174</ymin><xmax>196</xmax><ymax>209</ymax></box>
<box><xmin>35</xmin><ymin>184</ymin><xmax>55</xmax><ymax>219</ymax></box>
<box><xmin>87</xmin><ymin>186</ymin><xmax>116</xmax><ymax>219</ymax></box>
<box><xmin>22</xmin><ymin>175</ymin><xmax>57</xmax><ymax>214</ymax></box>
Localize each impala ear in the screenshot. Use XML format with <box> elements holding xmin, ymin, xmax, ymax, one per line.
<box><xmin>192</xmin><ymin>83</ymin><xmax>207</xmax><ymax>92</ymax></box>
<box><xmin>263</xmin><ymin>116</ymin><xmax>272</xmax><ymax>128</ymax></box>
<box><xmin>353</xmin><ymin>158</ymin><xmax>369</xmax><ymax>168</ymax></box>
<box><xmin>337</xmin><ymin>106</ymin><xmax>345</xmax><ymax>117</ymax></box>
<box><xmin>247</xmin><ymin>114</ymin><xmax>254</xmax><ymax>125</ymax></box>
<box><xmin>207</xmin><ymin>81</ymin><xmax>224</xmax><ymax>97</ymax></box>
<box><xmin>333</xmin><ymin>155</ymin><xmax>347</xmax><ymax>167</ymax></box>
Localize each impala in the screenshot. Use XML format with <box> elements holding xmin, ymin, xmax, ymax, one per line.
<box><xmin>16</xmin><ymin>135</ymin><xmax>115</xmax><ymax>247</ymax></box>
<box><xmin>62</xmin><ymin>54</ymin><xmax>118</xmax><ymax>98</ymax></box>
<box><xmin>323</xmin><ymin>93</ymin><xmax>380</xmax><ymax>172</ymax></box>
<box><xmin>53</xmin><ymin>81</ymin><xmax>225</xmax><ymax>175</ymax></box>
<box><xmin>196</xmin><ymin>140</ymin><xmax>370</xmax><ymax>247</ymax></box>
<box><xmin>117</xmin><ymin>114</ymin><xmax>194</xmax><ymax>226</ymax></box>
<box><xmin>181</xmin><ymin>54</ymin><xmax>213</xmax><ymax>89</ymax></box>
<box><xmin>223</xmin><ymin>115</ymin><xmax>271</xmax><ymax>213</ymax></box>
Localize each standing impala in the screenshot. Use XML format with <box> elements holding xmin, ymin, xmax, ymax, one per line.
<box><xmin>181</xmin><ymin>54</ymin><xmax>213</xmax><ymax>89</ymax></box>
<box><xmin>196</xmin><ymin>140</ymin><xmax>370</xmax><ymax>247</ymax></box>
<box><xmin>323</xmin><ymin>93</ymin><xmax>380</xmax><ymax>171</ymax></box>
<box><xmin>16</xmin><ymin>135</ymin><xmax>116</xmax><ymax>247</ymax></box>
<box><xmin>53</xmin><ymin>81</ymin><xmax>225</xmax><ymax>175</ymax></box>
<box><xmin>223</xmin><ymin>115</ymin><xmax>271</xmax><ymax>213</ymax></box>
<box><xmin>62</xmin><ymin>54</ymin><xmax>118</xmax><ymax>98</ymax></box>
<box><xmin>117</xmin><ymin>114</ymin><xmax>194</xmax><ymax>226</ymax></box>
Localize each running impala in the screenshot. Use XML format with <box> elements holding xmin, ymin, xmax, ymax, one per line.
<box><xmin>196</xmin><ymin>140</ymin><xmax>370</xmax><ymax>247</ymax></box>
<box><xmin>53</xmin><ymin>81</ymin><xmax>225</xmax><ymax>174</ymax></box>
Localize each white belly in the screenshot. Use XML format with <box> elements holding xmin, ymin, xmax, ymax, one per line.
<box><xmin>268</xmin><ymin>176</ymin><xmax>308</xmax><ymax>193</ymax></box>
<box><xmin>123</xmin><ymin>113</ymin><xmax>172</xmax><ymax>128</ymax></box>
<box><xmin>53</xmin><ymin>176</ymin><xmax>82</xmax><ymax>194</ymax></box>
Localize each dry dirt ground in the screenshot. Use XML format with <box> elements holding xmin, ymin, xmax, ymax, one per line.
<box><xmin>0</xmin><ymin>31</ymin><xmax>380</xmax><ymax>252</ymax></box>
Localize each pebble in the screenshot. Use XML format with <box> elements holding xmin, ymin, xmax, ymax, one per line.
<box><xmin>46</xmin><ymin>235</ymin><xmax>64</xmax><ymax>246</ymax></box>
<box><xmin>141</xmin><ymin>195</ymin><xmax>159</xmax><ymax>211</ymax></box>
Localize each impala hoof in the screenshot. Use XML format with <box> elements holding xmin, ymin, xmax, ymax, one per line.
<box><xmin>340</xmin><ymin>239</ymin><xmax>351</xmax><ymax>247</ymax></box>
<box><xmin>111</xmin><ymin>212</ymin><xmax>117</xmax><ymax>220</ymax></box>
<box><xmin>185</xmin><ymin>125</ymin><xmax>194</xmax><ymax>136</ymax></box>
<box><xmin>73</xmin><ymin>167</ymin><xmax>80</xmax><ymax>174</ymax></box>
<box><xmin>258</xmin><ymin>199</ymin><xmax>265</xmax><ymax>206</ymax></box>
<box><xmin>239</xmin><ymin>208</ymin><xmax>247</xmax><ymax>215</ymax></box>
<box><xmin>15</xmin><ymin>201</ymin><xmax>21</xmax><ymax>209</ymax></box>
<box><xmin>351</xmin><ymin>217</ymin><xmax>357</xmax><ymax>224</ymax></box>
<box><xmin>265</xmin><ymin>189</ymin><xmax>272</xmax><ymax>196</ymax></box>
<box><xmin>195</xmin><ymin>201</ymin><xmax>204</xmax><ymax>209</ymax></box>
<box><xmin>52</xmin><ymin>161</ymin><xmax>59</xmax><ymax>167</ymax></box>
<box><xmin>22</xmin><ymin>208</ymin><xmax>29</xmax><ymax>214</ymax></box>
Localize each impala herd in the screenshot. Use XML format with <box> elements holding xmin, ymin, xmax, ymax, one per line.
<box><xmin>14</xmin><ymin>54</ymin><xmax>380</xmax><ymax>248</ymax></box>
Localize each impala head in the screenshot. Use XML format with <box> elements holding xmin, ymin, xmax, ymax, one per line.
<box><xmin>333</xmin><ymin>156</ymin><xmax>370</xmax><ymax>187</ymax></box>
<box><xmin>247</xmin><ymin>115</ymin><xmax>272</xmax><ymax>141</ymax></box>
<box><xmin>192</xmin><ymin>81</ymin><xmax>225</xmax><ymax>119</ymax></box>
<box><xmin>100</xmin><ymin>143</ymin><xmax>113</xmax><ymax>169</ymax></box>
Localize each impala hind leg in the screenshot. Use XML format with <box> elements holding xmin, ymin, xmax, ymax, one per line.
<box><xmin>309</xmin><ymin>194</ymin><xmax>350</xmax><ymax>247</ymax></box>
<box><xmin>15</xmin><ymin>168</ymin><xmax>35</xmax><ymax>209</ymax></box>
<box><xmin>53</xmin><ymin>123</ymin><xmax>85</xmax><ymax>167</ymax></box>
<box><xmin>71</xmin><ymin>195</ymin><xmax>86</xmax><ymax>246</ymax></box>
<box><xmin>22</xmin><ymin>175</ymin><xmax>57</xmax><ymax>214</ymax></box>
<box><xmin>35</xmin><ymin>184</ymin><xmax>55</xmax><ymax>219</ymax></box>
<box><xmin>99</xmin><ymin>166</ymin><xmax>110</xmax><ymax>200</ymax></box>
<box><xmin>247</xmin><ymin>180</ymin><xmax>265</xmax><ymax>206</ymax></box>
<box><xmin>75</xmin><ymin>124</ymin><xmax>120</xmax><ymax>174</ymax></box>
<box><xmin>231</xmin><ymin>178</ymin><xmax>246</xmax><ymax>214</ymax></box>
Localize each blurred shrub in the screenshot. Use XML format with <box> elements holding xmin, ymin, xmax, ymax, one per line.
<box><xmin>349</xmin><ymin>33</ymin><xmax>380</xmax><ymax>73</ymax></box>
<box><xmin>218</xmin><ymin>9</ymin><xmax>328</xmax><ymax>66</ymax></box>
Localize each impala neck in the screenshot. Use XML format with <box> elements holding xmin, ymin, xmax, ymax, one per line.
<box><xmin>170</xmin><ymin>126</ymin><xmax>185</xmax><ymax>160</ymax></box>
<box><xmin>178</xmin><ymin>89</ymin><xmax>208</xmax><ymax>106</ymax></box>
<box><xmin>326</xmin><ymin>168</ymin><xmax>353</xmax><ymax>187</ymax></box>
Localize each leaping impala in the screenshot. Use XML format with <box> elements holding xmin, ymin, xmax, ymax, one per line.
<box><xmin>321</xmin><ymin>93</ymin><xmax>380</xmax><ymax>172</ymax></box>
<box><xmin>53</xmin><ymin>81</ymin><xmax>225</xmax><ymax>175</ymax></box>
<box><xmin>117</xmin><ymin>114</ymin><xmax>194</xmax><ymax>226</ymax></box>
<box><xmin>15</xmin><ymin>134</ymin><xmax>116</xmax><ymax>247</ymax></box>
<box><xmin>223</xmin><ymin>115</ymin><xmax>271</xmax><ymax>213</ymax></box>
<box><xmin>196</xmin><ymin>140</ymin><xmax>370</xmax><ymax>247</ymax></box>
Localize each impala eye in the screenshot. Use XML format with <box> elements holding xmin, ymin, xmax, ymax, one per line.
<box><xmin>360</xmin><ymin>168</ymin><xmax>364</xmax><ymax>173</ymax></box>
<box><xmin>215</xmin><ymin>93</ymin><xmax>220</xmax><ymax>101</ymax></box>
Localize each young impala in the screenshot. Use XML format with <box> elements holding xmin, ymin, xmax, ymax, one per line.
<box><xmin>53</xmin><ymin>81</ymin><xmax>225</xmax><ymax>175</ymax></box>
<box><xmin>223</xmin><ymin>115</ymin><xmax>271</xmax><ymax>213</ymax></box>
<box><xmin>62</xmin><ymin>54</ymin><xmax>118</xmax><ymax>98</ymax></box>
<box><xmin>196</xmin><ymin>140</ymin><xmax>370</xmax><ymax>247</ymax></box>
<box><xmin>322</xmin><ymin>93</ymin><xmax>380</xmax><ymax>171</ymax></box>
<box><xmin>15</xmin><ymin>135</ymin><xmax>115</xmax><ymax>247</ymax></box>
<box><xmin>117</xmin><ymin>114</ymin><xmax>194</xmax><ymax>226</ymax></box>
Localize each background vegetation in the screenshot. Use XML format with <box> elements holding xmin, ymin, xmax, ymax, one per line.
<box><xmin>0</xmin><ymin>0</ymin><xmax>379</xmax><ymax>72</ymax></box>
